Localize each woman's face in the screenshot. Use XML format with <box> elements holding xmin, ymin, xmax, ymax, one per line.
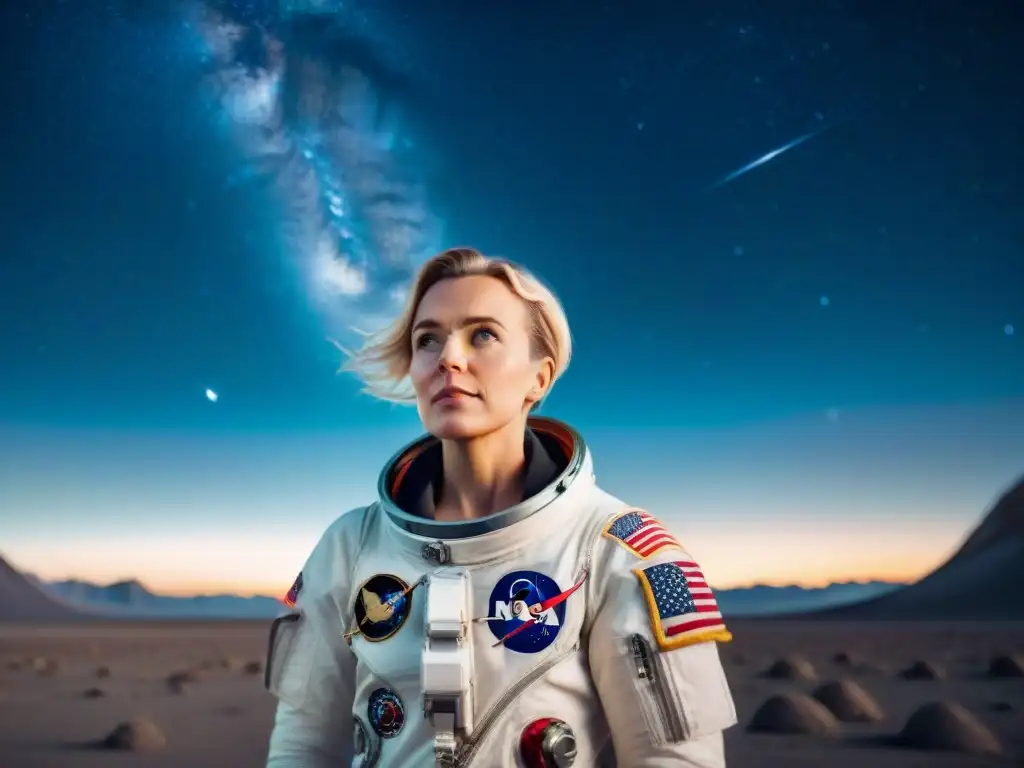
<box><xmin>409</xmin><ymin>275</ymin><xmax>553</xmax><ymax>440</ymax></box>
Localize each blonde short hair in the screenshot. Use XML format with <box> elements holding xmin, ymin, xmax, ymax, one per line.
<box><xmin>345</xmin><ymin>247</ymin><xmax>572</xmax><ymax>403</ymax></box>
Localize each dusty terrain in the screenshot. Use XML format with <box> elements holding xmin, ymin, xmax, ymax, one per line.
<box><xmin>1</xmin><ymin>620</ymin><xmax>1021</xmax><ymax>767</ymax></box>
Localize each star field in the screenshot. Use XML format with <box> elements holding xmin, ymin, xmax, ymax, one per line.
<box><xmin>0</xmin><ymin>1</ymin><xmax>1020</xmax><ymax>592</ymax></box>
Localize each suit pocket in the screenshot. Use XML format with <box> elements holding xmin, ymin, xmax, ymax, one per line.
<box><xmin>266</xmin><ymin>612</ymin><xmax>321</xmax><ymax>712</ymax></box>
<box><xmin>625</xmin><ymin>633</ymin><xmax>689</xmax><ymax>743</ymax></box>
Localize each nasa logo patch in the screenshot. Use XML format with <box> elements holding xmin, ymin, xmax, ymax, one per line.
<box><xmin>351</xmin><ymin>574</ymin><xmax>415</xmax><ymax>642</ymax></box>
<box><xmin>367</xmin><ymin>687</ymin><xmax>405</xmax><ymax>738</ymax></box>
<box><xmin>483</xmin><ymin>570</ymin><xmax>567</xmax><ymax>654</ymax></box>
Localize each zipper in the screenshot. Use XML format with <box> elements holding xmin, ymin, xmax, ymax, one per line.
<box><xmin>455</xmin><ymin>559</ymin><xmax>591</xmax><ymax>766</ymax></box>
<box><xmin>629</xmin><ymin>633</ymin><xmax>687</xmax><ymax>742</ymax></box>
<box><xmin>575</xmin><ymin>532</ymin><xmax>599</xmax><ymax>586</ymax></box>
<box><xmin>455</xmin><ymin>641</ymin><xmax>580</xmax><ymax>767</ymax></box>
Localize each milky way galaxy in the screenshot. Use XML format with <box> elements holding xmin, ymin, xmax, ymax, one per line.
<box><xmin>185</xmin><ymin>0</ymin><xmax>442</xmax><ymax>339</ymax></box>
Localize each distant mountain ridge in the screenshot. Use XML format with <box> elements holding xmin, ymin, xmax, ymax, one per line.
<box><xmin>715</xmin><ymin>579</ymin><xmax>903</xmax><ymax>616</ymax></box>
<box><xmin>6</xmin><ymin>474</ymin><xmax>1021</xmax><ymax>622</ymax></box>
<box><xmin>27</xmin><ymin>575</ymin><xmax>285</xmax><ymax>620</ymax></box>
<box><xmin>21</xmin><ymin>572</ymin><xmax>903</xmax><ymax>619</ymax></box>
<box><xmin>799</xmin><ymin>474</ymin><xmax>1024</xmax><ymax>620</ymax></box>
<box><xmin>0</xmin><ymin>556</ymin><xmax>97</xmax><ymax>622</ymax></box>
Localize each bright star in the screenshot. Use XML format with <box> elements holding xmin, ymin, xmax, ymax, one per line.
<box><xmin>1006</xmin><ymin>324</ymin><xmax>1015</xmax><ymax>336</ymax></box>
<box><xmin>205</xmin><ymin>389</ymin><xmax>219</xmax><ymax>402</ymax></box>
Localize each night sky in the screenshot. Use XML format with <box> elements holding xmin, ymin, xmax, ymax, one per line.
<box><xmin>1</xmin><ymin>1</ymin><xmax>1021</xmax><ymax>596</ymax></box>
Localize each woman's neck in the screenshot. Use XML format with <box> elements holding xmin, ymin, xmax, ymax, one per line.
<box><xmin>435</xmin><ymin>420</ymin><xmax>528</xmax><ymax>522</ymax></box>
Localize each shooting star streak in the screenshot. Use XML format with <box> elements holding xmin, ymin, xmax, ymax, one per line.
<box><xmin>705</xmin><ymin>126</ymin><xmax>828</xmax><ymax>192</ymax></box>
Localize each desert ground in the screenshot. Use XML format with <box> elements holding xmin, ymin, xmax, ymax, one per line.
<box><xmin>0</xmin><ymin>620</ymin><xmax>1021</xmax><ymax>767</ymax></box>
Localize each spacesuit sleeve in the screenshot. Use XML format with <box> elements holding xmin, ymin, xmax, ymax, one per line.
<box><xmin>587</xmin><ymin>510</ymin><xmax>737</xmax><ymax>768</ymax></box>
<box><xmin>264</xmin><ymin>514</ymin><xmax>359</xmax><ymax>768</ymax></box>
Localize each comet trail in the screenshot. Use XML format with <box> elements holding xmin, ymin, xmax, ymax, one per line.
<box><xmin>705</xmin><ymin>125</ymin><xmax>829</xmax><ymax>192</ymax></box>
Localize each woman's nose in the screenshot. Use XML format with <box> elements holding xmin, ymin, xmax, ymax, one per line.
<box><xmin>437</xmin><ymin>339</ymin><xmax>467</xmax><ymax>372</ymax></box>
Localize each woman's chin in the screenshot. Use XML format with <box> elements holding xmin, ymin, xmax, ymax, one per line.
<box><xmin>426</xmin><ymin>411</ymin><xmax>494</xmax><ymax>441</ymax></box>
<box><xmin>428</xmin><ymin>419</ymin><xmax>483</xmax><ymax>441</ymax></box>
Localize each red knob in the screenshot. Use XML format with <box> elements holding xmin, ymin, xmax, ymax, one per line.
<box><xmin>519</xmin><ymin>718</ymin><xmax>577</xmax><ymax>768</ymax></box>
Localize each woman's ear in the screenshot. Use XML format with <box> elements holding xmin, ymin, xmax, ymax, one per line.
<box><xmin>526</xmin><ymin>358</ymin><xmax>554</xmax><ymax>405</ymax></box>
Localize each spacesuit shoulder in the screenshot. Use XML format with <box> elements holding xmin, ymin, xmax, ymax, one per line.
<box><xmin>291</xmin><ymin>504</ymin><xmax>374</xmax><ymax>606</ymax></box>
<box><xmin>265</xmin><ymin>505</ymin><xmax>371</xmax><ymax>711</ymax></box>
<box><xmin>587</xmin><ymin>498</ymin><xmax>733</xmax><ymax>649</ymax></box>
<box><xmin>585</xmin><ymin>499</ymin><xmax>738</xmax><ymax>756</ymax></box>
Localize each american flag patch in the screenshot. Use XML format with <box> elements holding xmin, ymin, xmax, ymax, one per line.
<box><xmin>602</xmin><ymin>510</ymin><xmax>682</xmax><ymax>559</ymax></box>
<box><xmin>283</xmin><ymin>572</ymin><xmax>303</xmax><ymax>608</ymax></box>
<box><xmin>633</xmin><ymin>560</ymin><xmax>732</xmax><ymax>651</ymax></box>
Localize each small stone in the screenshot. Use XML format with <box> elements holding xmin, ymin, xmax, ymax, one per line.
<box><xmin>987</xmin><ymin>654</ymin><xmax>1024</xmax><ymax>679</ymax></box>
<box><xmin>166</xmin><ymin>669</ymin><xmax>199</xmax><ymax>694</ymax></box>
<box><xmin>899</xmin><ymin>660</ymin><xmax>944</xmax><ymax>680</ymax></box>
<box><xmin>763</xmin><ymin>655</ymin><xmax>817</xmax><ymax>681</ymax></box>
<box><xmin>101</xmin><ymin>717</ymin><xmax>167</xmax><ymax>751</ymax></box>
<box><xmin>31</xmin><ymin>657</ymin><xmax>58</xmax><ymax>676</ymax></box>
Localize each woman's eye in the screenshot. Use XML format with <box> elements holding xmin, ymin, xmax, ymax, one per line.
<box><xmin>472</xmin><ymin>328</ymin><xmax>497</xmax><ymax>344</ymax></box>
<box><xmin>415</xmin><ymin>334</ymin><xmax>437</xmax><ymax>349</ymax></box>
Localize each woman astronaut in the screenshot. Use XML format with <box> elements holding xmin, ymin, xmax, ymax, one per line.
<box><xmin>264</xmin><ymin>247</ymin><xmax>737</xmax><ymax>767</ymax></box>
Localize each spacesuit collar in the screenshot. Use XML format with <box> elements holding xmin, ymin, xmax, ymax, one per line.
<box><xmin>377</xmin><ymin>417</ymin><xmax>592</xmax><ymax>558</ymax></box>
<box><xmin>389</xmin><ymin>426</ymin><xmax>559</xmax><ymax>523</ymax></box>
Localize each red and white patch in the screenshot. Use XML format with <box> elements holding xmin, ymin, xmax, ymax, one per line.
<box><xmin>602</xmin><ymin>509</ymin><xmax>683</xmax><ymax>559</ymax></box>
<box><xmin>282</xmin><ymin>572</ymin><xmax>303</xmax><ymax>608</ymax></box>
<box><xmin>633</xmin><ymin>559</ymin><xmax>732</xmax><ymax>651</ymax></box>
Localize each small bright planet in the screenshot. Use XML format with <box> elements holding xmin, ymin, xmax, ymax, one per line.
<box><xmin>205</xmin><ymin>388</ymin><xmax>218</xmax><ymax>402</ymax></box>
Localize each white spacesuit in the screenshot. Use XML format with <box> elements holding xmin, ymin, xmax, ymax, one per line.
<box><xmin>265</xmin><ymin>417</ymin><xmax>737</xmax><ymax>767</ymax></box>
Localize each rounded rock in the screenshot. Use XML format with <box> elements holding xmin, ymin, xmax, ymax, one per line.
<box><xmin>987</xmin><ymin>654</ymin><xmax>1024</xmax><ymax>679</ymax></box>
<box><xmin>747</xmin><ymin>692</ymin><xmax>840</xmax><ymax>736</ymax></box>
<box><xmin>897</xmin><ymin>701</ymin><xmax>1002</xmax><ymax>755</ymax></box>
<box><xmin>898</xmin><ymin>660</ymin><xmax>944</xmax><ymax>680</ymax></box>
<box><xmin>812</xmin><ymin>679</ymin><xmax>884</xmax><ymax>723</ymax></box>
<box><xmin>763</xmin><ymin>655</ymin><xmax>817</xmax><ymax>681</ymax></box>
<box><xmin>101</xmin><ymin>717</ymin><xmax>167</xmax><ymax>752</ymax></box>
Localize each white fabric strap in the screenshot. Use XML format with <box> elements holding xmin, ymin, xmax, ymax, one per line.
<box><xmin>421</xmin><ymin>569</ymin><xmax>474</xmax><ymax>767</ymax></box>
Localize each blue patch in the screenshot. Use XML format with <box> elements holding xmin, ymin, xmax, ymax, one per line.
<box><xmin>367</xmin><ymin>687</ymin><xmax>405</xmax><ymax>738</ymax></box>
<box><xmin>352</xmin><ymin>574</ymin><xmax>415</xmax><ymax>642</ymax></box>
<box><xmin>483</xmin><ymin>570</ymin><xmax>566</xmax><ymax>654</ymax></box>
